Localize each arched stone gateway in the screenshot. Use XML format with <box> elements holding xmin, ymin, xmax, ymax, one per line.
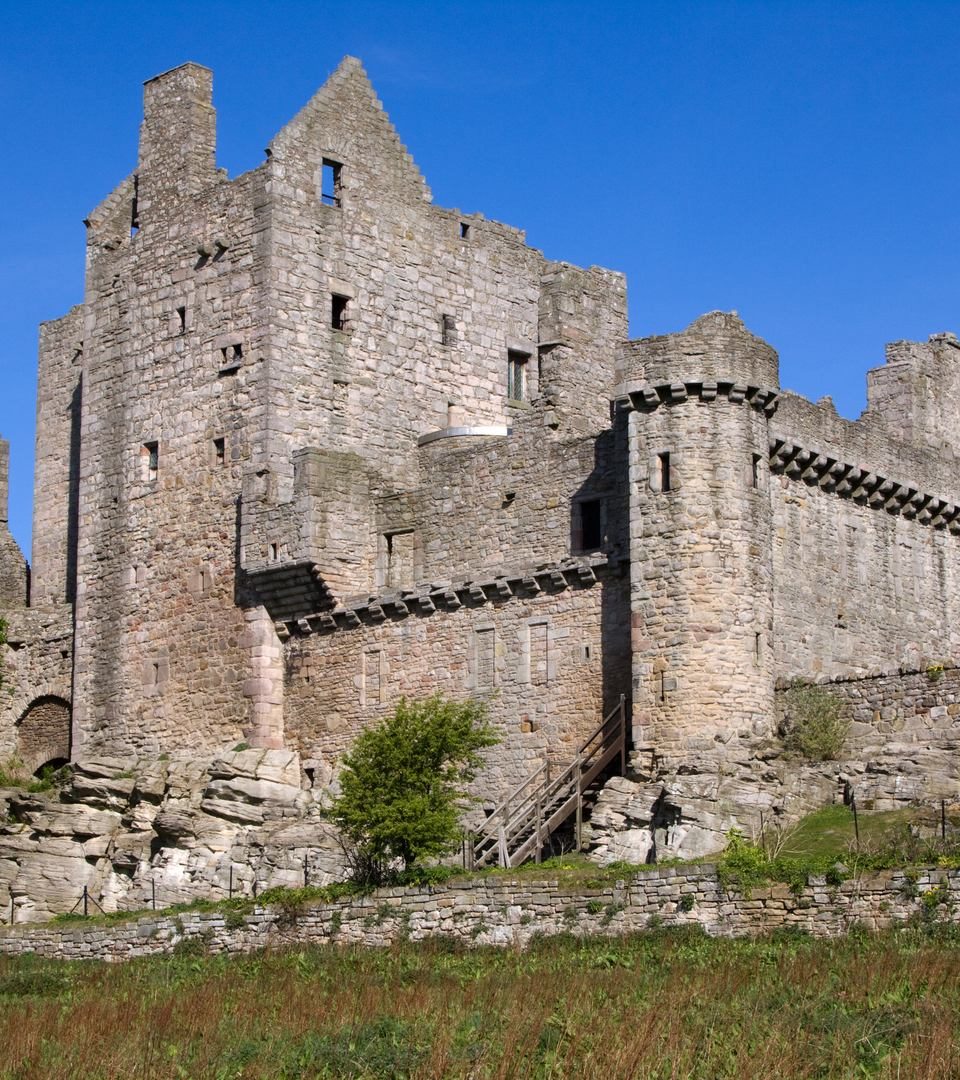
<box><xmin>16</xmin><ymin>696</ymin><xmax>71</xmax><ymax>775</ymax></box>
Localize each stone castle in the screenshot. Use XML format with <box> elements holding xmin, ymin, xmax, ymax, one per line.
<box><xmin>3</xmin><ymin>58</ymin><xmax>960</xmax><ymax>886</ymax></box>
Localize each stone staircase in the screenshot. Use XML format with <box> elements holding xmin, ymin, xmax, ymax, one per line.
<box><xmin>470</xmin><ymin>696</ymin><xmax>628</xmax><ymax>869</ymax></box>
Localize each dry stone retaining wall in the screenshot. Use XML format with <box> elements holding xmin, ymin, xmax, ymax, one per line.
<box><xmin>0</xmin><ymin>866</ymin><xmax>956</xmax><ymax>961</ymax></box>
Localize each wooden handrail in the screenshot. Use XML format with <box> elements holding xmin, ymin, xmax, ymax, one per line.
<box><xmin>473</xmin><ymin>694</ymin><xmax>629</xmax><ymax>869</ymax></box>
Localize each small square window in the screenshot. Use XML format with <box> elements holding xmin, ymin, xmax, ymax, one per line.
<box><xmin>331</xmin><ymin>293</ymin><xmax>350</xmax><ymax>331</ymax></box>
<box><xmin>321</xmin><ymin>159</ymin><xmax>342</xmax><ymax>207</ymax></box>
<box><xmin>507</xmin><ymin>349</ymin><xmax>530</xmax><ymax>401</ymax></box>
<box><xmin>214</xmin><ymin>437</ymin><xmax>226</xmax><ymax>465</ymax></box>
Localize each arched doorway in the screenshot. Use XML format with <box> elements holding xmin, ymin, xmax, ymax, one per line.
<box><xmin>16</xmin><ymin>696</ymin><xmax>71</xmax><ymax>775</ymax></box>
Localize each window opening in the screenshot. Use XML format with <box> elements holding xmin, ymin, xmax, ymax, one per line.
<box><xmin>321</xmin><ymin>159</ymin><xmax>342</xmax><ymax>207</ymax></box>
<box><xmin>176</xmin><ymin>306</ymin><xmax>186</xmax><ymax>335</ymax></box>
<box><xmin>751</xmin><ymin>453</ymin><xmax>761</xmax><ymax>488</ymax></box>
<box><xmin>221</xmin><ymin>343</ymin><xmax>242</xmax><ymax>364</ymax></box>
<box><xmin>331</xmin><ymin>293</ymin><xmax>350</xmax><ymax>331</ymax></box>
<box><xmin>269</xmin><ymin>542</ymin><xmax>279</xmax><ymax>562</ymax></box>
<box><xmin>214</xmin><ymin>437</ymin><xmax>226</xmax><ymax>465</ymax></box>
<box><xmin>130</xmin><ymin>175</ymin><xmax>140</xmax><ymax>237</ymax></box>
<box><xmin>441</xmin><ymin>314</ymin><xmax>456</xmax><ymax>346</ymax></box>
<box><xmin>385</xmin><ymin>530</ymin><xmax>414</xmax><ymax>588</ymax></box>
<box><xmin>754</xmin><ymin>632</ymin><xmax>762</xmax><ymax>665</ymax></box>
<box><xmin>507</xmin><ymin>349</ymin><xmax>529</xmax><ymax>401</ymax></box>
<box><xmin>578</xmin><ymin>499</ymin><xmax>603</xmax><ymax>551</ymax></box>
<box><xmin>658</xmin><ymin>451</ymin><xmax>671</xmax><ymax>492</ymax></box>
<box><xmin>460</xmin><ymin>221</ymin><xmax>471</xmax><ymax>239</ymax></box>
<box><xmin>142</xmin><ymin>441</ymin><xmax>159</xmax><ymax>483</ymax></box>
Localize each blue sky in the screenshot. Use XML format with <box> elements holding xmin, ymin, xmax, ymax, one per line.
<box><xmin>2</xmin><ymin>0</ymin><xmax>960</xmax><ymax>554</ymax></box>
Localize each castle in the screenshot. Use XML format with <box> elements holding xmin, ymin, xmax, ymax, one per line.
<box><xmin>3</xmin><ymin>58</ymin><xmax>960</xmax><ymax>865</ymax></box>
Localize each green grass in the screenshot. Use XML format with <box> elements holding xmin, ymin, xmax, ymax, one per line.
<box><xmin>1</xmin><ymin>926</ymin><xmax>959</xmax><ymax>1078</ymax></box>
<box><xmin>778</xmin><ymin>805</ymin><xmax>930</xmax><ymax>860</ymax></box>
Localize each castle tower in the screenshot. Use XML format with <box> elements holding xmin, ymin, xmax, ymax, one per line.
<box><xmin>0</xmin><ymin>437</ymin><xmax>29</xmax><ymax>608</ymax></box>
<box><xmin>618</xmin><ymin>312</ymin><xmax>780</xmax><ymax>764</ymax></box>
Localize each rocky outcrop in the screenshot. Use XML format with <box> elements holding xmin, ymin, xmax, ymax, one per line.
<box><xmin>586</xmin><ymin>733</ymin><xmax>960</xmax><ymax>865</ymax></box>
<box><xmin>0</xmin><ymin>749</ymin><xmax>345</xmax><ymax>923</ymax></box>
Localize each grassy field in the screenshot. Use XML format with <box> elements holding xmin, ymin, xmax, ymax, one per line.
<box><xmin>2</xmin><ymin>924</ymin><xmax>960</xmax><ymax>1079</ymax></box>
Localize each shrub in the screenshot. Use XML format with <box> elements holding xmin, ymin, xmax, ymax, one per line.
<box><xmin>781</xmin><ymin>681</ymin><xmax>849</xmax><ymax>761</ymax></box>
<box><xmin>331</xmin><ymin>695</ymin><xmax>498</xmax><ymax>885</ymax></box>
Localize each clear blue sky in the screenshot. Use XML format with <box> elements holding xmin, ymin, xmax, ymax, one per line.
<box><xmin>3</xmin><ymin>1</ymin><xmax>960</xmax><ymax>555</ymax></box>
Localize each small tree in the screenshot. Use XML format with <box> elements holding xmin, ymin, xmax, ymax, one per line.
<box><xmin>331</xmin><ymin>695</ymin><xmax>498</xmax><ymax>884</ymax></box>
<box><xmin>781</xmin><ymin>681</ymin><xmax>849</xmax><ymax>761</ymax></box>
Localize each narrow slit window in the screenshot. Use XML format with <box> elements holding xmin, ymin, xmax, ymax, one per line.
<box><xmin>331</xmin><ymin>293</ymin><xmax>350</xmax><ymax>331</ymax></box>
<box><xmin>751</xmin><ymin>453</ymin><xmax>761</xmax><ymax>488</ymax></box>
<box><xmin>176</xmin><ymin>306</ymin><xmax>186</xmax><ymax>335</ymax></box>
<box><xmin>214</xmin><ymin>437</ymin><xmax>226</xmax><ymax>465</ymax></box>
<box><xmin>268</xmin><ymin>542</ymin><xmax>279</xmax><ymax>562</ymax></box>
<box><xmin>658</xmin><ymin>452</ymin><xmax>671</xmax><ymax>492</ymax></box>
<box><xmin>321</xmin><ymin>159</ymin><xmax>342</xmax><ymax>207</ymax></box>
<box><xmin>130</xmin><ymin>176</ymin><xmax>140</xmax><ymax>237</ymax></box>
<box><xmin>142</xmin><ymin>441</ymin><xmax>159</xmax><ymax>483</ymax></box>
<box><xmin>441</xmin><ymin>314</ymin><xmax>456</xmax><ymax>346</ymax></box>
<box><xmin>507</xmin><ymin>349</ymin><xmax>529</xmax><ymax>401</ymax></box>
<box><xmin>754</xmin><ymin>631</ymin><xmax>762</xmax><ymax>664</ymax></box>
<box><xmin>460</xmin><ymin>221</ymin><xmax>471</xmax><ymax>239</ymax></box>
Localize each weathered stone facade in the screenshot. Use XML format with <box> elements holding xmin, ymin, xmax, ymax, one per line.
<box><xmin>3</xmin><ymin>57</ymin><xmax>960</xmax><ymax>867</ymax></box>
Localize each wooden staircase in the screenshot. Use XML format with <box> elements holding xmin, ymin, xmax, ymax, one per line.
<box><xmin>469</xmin><ymin>695</ymin><xmax>628</xmax><ymax>870</ymax></box>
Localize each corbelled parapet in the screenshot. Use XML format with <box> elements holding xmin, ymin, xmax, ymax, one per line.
<box><xmin>617</xmin><ymin>310</ymin><xmax>780</xmax><ymax>396</ymax></box>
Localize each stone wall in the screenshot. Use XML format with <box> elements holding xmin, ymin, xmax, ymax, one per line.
<box><xmin>769</xmin><ymin>387</ymin><xmax>960</xmax><ymax>682</ymax></box>
<box><xmin>776</xmin><ymin>665</ymin><xmax>960</xmax><ymax>807</ymax></box>
<box><xmin>32</xmin><ymin>308</ymin><xmax>83</xmax><ymax>607</ymax></box>
<box><xmin>70</xmin><ymin>69</ymin><xmax>265</xmax><ymax>754</ymax></box>
<box><xmin>0</xmin><ymin>608</ymin><xmax>73</xmax><ymax>763</ymax></box>
<box><xmin>283</xmin><ymin>565</ymin><xmax>630</xmax><ymax>801</ymax></box>
<box><xmin>1</xmin><ymin>865</ymin><xmax>957</xmax><ymax>958</ymax></box>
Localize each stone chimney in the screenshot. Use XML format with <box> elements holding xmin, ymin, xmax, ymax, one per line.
<box><xmin>0</xmin><ymin>436</ymin><xmax>8</xmax><ymax>524</ymax></box>
<box><xmin>137</xmin><ymin>63</ymin><xmax>217</xmax><ymax>216</ymax></box>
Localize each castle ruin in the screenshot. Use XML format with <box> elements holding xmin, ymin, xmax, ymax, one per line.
<box><xmin>3</xmin><ymin>58</ymin><xmax>960</xmax><ymax>890</ymax></box>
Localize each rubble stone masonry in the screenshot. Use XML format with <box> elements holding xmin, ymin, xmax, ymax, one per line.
<box><xmin>1</xmin><ymin>866</ymin><xmax>958</xmax><ymax>960</ymax></box>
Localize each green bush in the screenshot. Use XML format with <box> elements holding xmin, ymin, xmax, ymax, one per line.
<box><xmin>331</xmin><ymin>695</ymin><xmax>498</xmax><ymax>885</ymax></box>
<box><xmin>781</xmin><ymin>681</ymin><xmax>849</xmax><ymax>761</ymax></box>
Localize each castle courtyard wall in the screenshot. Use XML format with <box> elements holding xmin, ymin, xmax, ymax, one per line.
<box><xmin>283</xmin><ymin>569</ymin><xmax>631</xmax><ymax>801</ymax></box>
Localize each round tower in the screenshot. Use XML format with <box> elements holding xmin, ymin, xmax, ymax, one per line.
<box><xmin>619</xmin><ymin>312</ymin><xmax>779</xmax><ymax>767</ymax></box>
